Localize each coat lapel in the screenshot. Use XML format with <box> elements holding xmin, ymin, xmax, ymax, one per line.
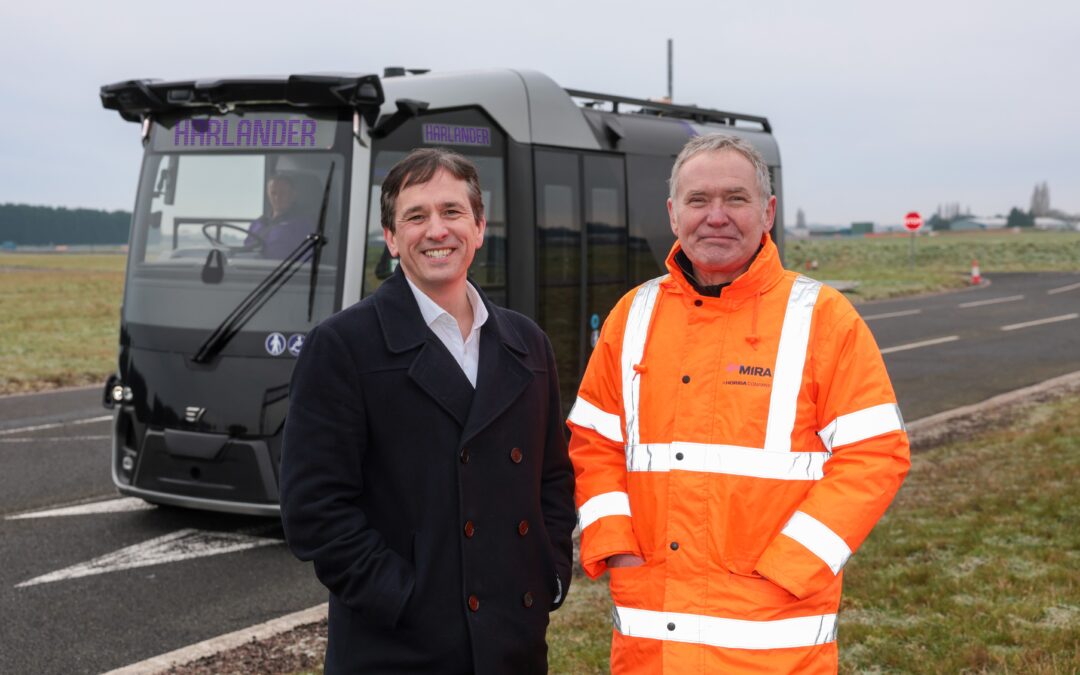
<box><xmin>462</xmin><ymin>291</ymin><xmax>534</xmax><ymax>444</ymax></box>
<box><xmin>373</xmin><ymin>271</ymin><xmax>474</xmax><ymax>428</ymax></box>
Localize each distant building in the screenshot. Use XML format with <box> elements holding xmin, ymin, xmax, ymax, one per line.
<box><xmin>1034</xmin><ymin>216</ymin><xmax>1070</xmax><ymax>230</ymax></box>
<box><xmin>951</xmin><ymin>216</ymin><xmax>1008</xmax><ymax>230</ymax></box>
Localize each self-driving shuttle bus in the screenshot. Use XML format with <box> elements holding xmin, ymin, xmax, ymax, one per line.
<box><xmin>100</xmin><ymin>68</ymin><xmax>783</xmax><ymax>515</ymax></box>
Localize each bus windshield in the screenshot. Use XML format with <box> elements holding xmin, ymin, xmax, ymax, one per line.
<box><xmin>124</xmin><ymin>110</ymin><xmax>349</xmax><ymax>342</ymax></box>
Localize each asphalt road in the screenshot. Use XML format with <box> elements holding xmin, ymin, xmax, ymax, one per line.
<box><xmin>857</xmin><ymin>272</ymin><xmax>1080</xmax><ymax>420</ymax></box>
<box><xmin>0</xmin><ymin>271</ymin><xmax>1077</xmax><ymax>673</ymax></box>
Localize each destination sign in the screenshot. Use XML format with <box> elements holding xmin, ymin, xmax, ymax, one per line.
<box><xmin>422</xmin><ymin>123</ymin><xmax>491</xmax><ymax>147</ymax></box>
<box><xmin>154</xmin><ymin>113</ymin><xmax>337</xmax><ymax>152</ymax></box>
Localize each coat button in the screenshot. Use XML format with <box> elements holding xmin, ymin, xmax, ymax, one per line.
<box><xmin>468</xmin><ymin>595</ymin><xmax>480</xmax><ymax>612</ymax></box>
<box><xmin>675</xmin><ymin>452</ymin><xmax>684</xmax><ymax>461</ymax></box>
<box><xmin>522</xmin><ymin>592</ymin><xmax>534</xmax><ymax>608</ymax></box>
<box><xmin>510</xmin><ymin>447</ymin><xmax>523</xmax><ymax>463</ymax></box>
<box><xmin>681</xmin><ymin>375</ymin><xmax>690</xmax><ymax>384</ymax></box>
<box><xmin>518</xmin><ymin>520</ymin><xmax>529</xmax><ymax>536</ymax></box>
<box><xmin>667</xmin><ymin>622</ymin><xmax>676</xmax><ymax>631</ymax></box>
<box><xmin>460</xmin><ymin>448</ymin><xmax>469</xmax><ymax>464</ymax></box>
<box><xmin>670</xmin><ymin>541</ymin><xmax>679</xmax><ymax>550</ymax></box>
<box><xmin>464</xmin><ymin>521</ymin><xmax>475</xmax><ymax>538</ymax></box>
<box><xmin>694</xmin><ymin>299</ymin><xmax>703</xmax><ymax>307</ymax></box>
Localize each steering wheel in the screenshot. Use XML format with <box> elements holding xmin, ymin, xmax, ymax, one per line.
<box><xmin>202</xmin><ymin>221</ymin><xmax>265</xmax><ymax>253</ymax></box>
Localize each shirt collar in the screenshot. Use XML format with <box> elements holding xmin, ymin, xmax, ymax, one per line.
<box><xmin>404</xmin><ymin>275</ymin><xmax>488</xmax><ymax>333</ymax></box>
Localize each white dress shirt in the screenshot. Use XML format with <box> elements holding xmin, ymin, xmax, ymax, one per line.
<box><xmin>405</xmin><ymin>277</ymin><xmax>488</xmax><ymax>388</ymax></box>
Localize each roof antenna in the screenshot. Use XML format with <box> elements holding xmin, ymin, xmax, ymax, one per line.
<box><xmin>667</xmin><ymin>38</ymin><xmax>674</xmax><ymax>103</ymax></box>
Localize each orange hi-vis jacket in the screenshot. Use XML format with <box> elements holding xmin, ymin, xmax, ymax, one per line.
<box><xmin>568</xmin><ymin>237</ymin><xmax>910</xmax><ymax>674</ymax></box>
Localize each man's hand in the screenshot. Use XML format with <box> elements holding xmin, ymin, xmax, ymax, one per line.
<box><xmin>607</xmin><ymin>554</ymin><xmax>645</xmax><ymax>568</ymax></box>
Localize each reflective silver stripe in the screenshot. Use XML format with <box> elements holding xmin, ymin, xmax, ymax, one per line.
<box><xmin>568</xmin><ymin>396</ymin><xmax>624</xmax><ymax>444</ymax></box>
<box><xmin>621</xmin><ymin>276</ymin><xmax>667</xmax><ymax>447</ymax></box>
<box><xmin>780</xmin><ymin>511</ymin><xmax>851</xmax><ymax>575</ymax></box>
<box><xmin>818</xmin><ymin>403</ymin><xmax>905</xmax><ymax>452</ymax></box>
<box><xmin>613</xmin><ymin>606</ymin><xmax>838</xmax><ymax>650</ymax></box>
<box><xmin>578</xmin><ymin>491</ymin><xmax>632</xmax><ymax>530</ymax></box>
<box><xmin>626</xmin><ymin>442</ymin><xmax>827</xmax><ymax>480</ymax></box>
<box><xmin>764</xmin><ymin>276</ymin><xmax>822</xmax><ymax>453</ymax></box>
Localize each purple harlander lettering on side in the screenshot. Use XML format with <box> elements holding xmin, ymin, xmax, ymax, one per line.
<box><xmin>440</xmin><ymin>125</ymin><xmax>451</xmax><ymax>142</ymax></box>
<box><xmin>236</xmin><ymin>119</ymin><xmax>252</xmax><ymax>146</ymax></box>
<box><xmin>480</xmin><ymin>128</ymin><xmax>490</xmax><ymax>145</ymax></box>
<box><xmin>253</xmin><ymin>119</ymin><xmax>271</xmax><ymax>146</ymax></box>
<box><xmin>220</xmin><ymin>120</ymin><xmax>235</xmax><ymax>147</ymax></box>
<box><xmin>271</xmin><ymin>119</ymin><xmax>287</xmax><ymax>146</ymax></box>
<box><xmin>206</xmin><ymin>119</ymin><xmax>222</xmax><ymax>146</ymax></box>
<box><xmin>174</xmin><ymin>119</ymin><xmax>190</xmax><ymax>146</ymax></box>
<box><xmin>300</xmin><ymin>119</ymin><xmax>316</xmax><ymax>146</ymax></box>
<box><xmin>422</xmin><ymin>124</ymin><xmax>435</xmax><ymax>143</ymax></box>
<box><xmin>190</xmin><ymin>118</ymin><xmax>209</xmax><ymax>147</ymax></box>
<box><xmin>286</xmin><ymin>119</ymin><xmax>300</xmax><ymax>147</ymax></box>
<box><xmin>454</xmin><ymin>126</ymin><xmax>464</xmax><ymax>143</ymax></box>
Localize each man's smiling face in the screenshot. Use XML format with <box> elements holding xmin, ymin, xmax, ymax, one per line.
<box><xmin>383</xmin><ymin>168</ymin><xmax>486</xmax><ymax>299</ymax></box>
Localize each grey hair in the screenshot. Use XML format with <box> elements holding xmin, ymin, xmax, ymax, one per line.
<box><xmin>668</xmin><ymin>134</ymin><xmax>773</xmax><ymax>206</ymax></box>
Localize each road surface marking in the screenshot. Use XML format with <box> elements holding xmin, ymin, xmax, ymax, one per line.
<box><xmin>0</xmin><ymin>414</ymin><xmax>112</xmax><ymax>436</ymax></box>
<box><xmin>15</xmin><ymin>528</ymin><xmax>281</xmax><ymax>588</ymax></box>
<box><xmin>880</xmin><ymin>335</ymin><xmax>960</xmax><ymax>354</ymax></box>
<box><xmin>0</xmin><ymin>434</ymin><xmax>109</xmax><ymax>444</ymax></box>
<box><xmin>6</xmin><ymin>497</ymin><xmax>155</xmax><ymax>520</ymax></box>
<box><xmin>958</xmin><ymin>294</ymin><xmax>1024</xmax><ymax>309</ymax></box>
<box><xmin>862</xmin><ymin>309</ymin><xmax>922</xmax><ymax>321</ymax></box>
<box><xmin>1000</xmin><ymin>313</ymin><xmax>1079</xmax><ymax>332</ymax></box>
<box><xmin>1047</xmin><ymin>281</ymin><xmax>1080</xmax><ymax>295</ymax></box>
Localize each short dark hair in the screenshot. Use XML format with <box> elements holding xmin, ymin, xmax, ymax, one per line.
<box><xmin>380</xmin><ymin>148</ymin><xmax>484</xmax><ymax>233</ymax></box>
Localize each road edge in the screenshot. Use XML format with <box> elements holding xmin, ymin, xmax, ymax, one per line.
<box><xmin>101</xmin><ymin>603</ymin><xmax>328</xmax><ymax>675</ymax></box>
<box><xmin>906</xmin><ymin>369</ymin><xmax>1080</xmax><ymax>450</ymax></box>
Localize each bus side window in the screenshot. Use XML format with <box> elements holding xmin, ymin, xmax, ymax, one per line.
<box><xmin>535</xmin><ymin>149</ymin><xmax>582</xmax><ymax>410</ymax></box>
<box><xmin>626</xmin><ymin>154</ymin><xmax>674</xmax><ymax>285</ymax></box>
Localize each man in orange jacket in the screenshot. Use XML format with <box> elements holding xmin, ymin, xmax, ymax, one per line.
<box><xmin>568</xmin><ymin>134</ymin><xmax>910</xmax><ymax>673</ymax></box>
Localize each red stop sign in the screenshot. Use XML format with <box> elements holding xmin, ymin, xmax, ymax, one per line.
<box><xmin>904</xmin><ymin>211</ymin><xmax>923</xmax><ymax>232</ymax></box>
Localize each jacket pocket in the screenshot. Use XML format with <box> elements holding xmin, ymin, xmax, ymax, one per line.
<box><xmin>711</xmin><ymin>472</ymin><xmax>815</xmax><ymax>575</ymax></box>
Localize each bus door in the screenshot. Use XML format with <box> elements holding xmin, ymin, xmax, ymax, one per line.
<box><xmin>535</xmin><ymin>150</ymin><xmax>627</xmax><ymax>410</ymax></box>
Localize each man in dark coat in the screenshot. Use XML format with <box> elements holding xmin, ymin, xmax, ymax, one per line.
<box><xmin>280</xmin><ymin>148</ymin><xmax>576</xmax><ymax>674</ymax></box>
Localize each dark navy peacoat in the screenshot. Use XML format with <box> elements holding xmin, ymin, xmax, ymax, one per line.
<box><xmin>280</xmin><ymin>269</ymin><xmax>576</xmax><ymax>674</ymax></box>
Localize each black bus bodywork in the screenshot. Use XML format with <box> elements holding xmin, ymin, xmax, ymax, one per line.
<box><xmin>101</xmin><ymin>69</ymin><xmax>783</xmax><ymax>515</ymax></box>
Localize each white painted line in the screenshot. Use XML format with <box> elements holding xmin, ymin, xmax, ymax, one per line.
<box><xmin>0</xmin><ymin>414</ymin><xmax>112</xmax><ymax>436</ymax></box>
<box><xmin>1000</xmin><ymin>313</ymin><xmax>1079</xmax><ymax>332</ymax></box>
<box><xmin>0</xmin><ymin>435</ymin><xmax>109</xmax><ymax>444</ymax></box>
<box><xmin>103</xmin><ymin>603</ymin><xmax>328</xmax><ymax>675</ymax></box>
<box><xmin>7</xmin><ymin>497</ymin><xmax>155</xmax><ymax>520</ymax></box>
<box><xmin>15</xmin><ymin>528</ymin><xmax>281</xmax><ymax>588</ymax></box>
<box><xmin>958</xmin><ymin>294</ymin><xmax>1024</xmax><ymax>309</ymax></box>
<box><xmin>1047</xmin><ymin>281</ymin><xmax>1080</xmax><ymax>295</ymax></box>
<box><xmin>880</xmin><ymin>335</ymin><xmax>960</xmax><ymax>354</ymax></box>
<box><xmin>862</xmin><ymin>308</ymin><xmax>922</xmax><ymax>321</ymax></box>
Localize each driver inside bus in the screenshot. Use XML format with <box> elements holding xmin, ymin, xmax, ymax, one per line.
<box><xmin>244</xmin><ymin>174</ymin><xmax>315</xmax><ymax>258</ymax></box>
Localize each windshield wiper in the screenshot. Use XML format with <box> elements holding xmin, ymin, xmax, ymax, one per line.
<box><xmin>307</xmin><ymin>162</ymin><xmax>335</xmax><ymax>321</ymax></box>
<box><xmin>193</xmin><ymin>164</ymin><xmax>335</xmax><ymax>364</ymax></box>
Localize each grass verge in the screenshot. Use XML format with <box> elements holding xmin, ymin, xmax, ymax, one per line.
<box><xmin>786</xmin><ymin>230</ymin><xmax>1080</xmax><ymax>301</ymax></box>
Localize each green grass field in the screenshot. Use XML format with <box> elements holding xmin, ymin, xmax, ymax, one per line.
<box><xmin>0</xmin><ymin>253</ymin><xmax>125</xmax><ymax>394</ymax></box>
<box><xmin>543</xmin><ymin>393</ymin><xmax>1080</xmax><ymax>673</ymax></box>
<box><xmin>786</xmin><ymin>229</ymin><xmax>1080</xmax><ymax>301</ymax></box>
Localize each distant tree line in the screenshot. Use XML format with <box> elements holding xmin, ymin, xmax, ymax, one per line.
<box><xmin>0</xmin><ymin>203</ymin><xmax>131</xmax><ymax>246</ymax></box>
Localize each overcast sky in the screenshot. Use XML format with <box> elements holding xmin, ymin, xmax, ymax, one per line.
<box><xmin>1</xmin><ymin>1</ymin><xmax>1076</xmax><ymax>225</ymax></box>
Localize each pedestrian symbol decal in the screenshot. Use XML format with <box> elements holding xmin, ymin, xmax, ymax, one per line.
<box><xmin>265</xmin><ymin>332</ymin><xmax>287</xmax><ymax>356</ymax></box>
